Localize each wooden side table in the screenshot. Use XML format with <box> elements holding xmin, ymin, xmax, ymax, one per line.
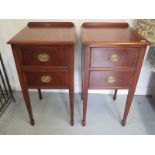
<box><xmin>8</xmin><ymin>22</ymin><xmax>76</xmax><ymax>126</ymax></box>
<box><xmin>81</xmin><ymin>22</ymin><xmax>150</xmax><ymax>126</ymax></box>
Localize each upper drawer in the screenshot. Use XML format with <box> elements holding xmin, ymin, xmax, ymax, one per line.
<box><xmin>20</xmin><ymin>47</ymin><xmax>68</xmax><ymax>67</ymax></box>
<box><xmin>90</xmin><ymin>47</ymin><xmax>139</xmax><ymax>67</ymax></box>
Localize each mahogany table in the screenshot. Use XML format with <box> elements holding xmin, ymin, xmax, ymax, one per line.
<box><xmin>81</xmin><ymin>22</ymin><xmax>150</xmax><ymax>126</ymax></box>
<box><xmin>8</xmin><ymin>22</ymin><xmax>76</xmax><ymax>126</ymax></box>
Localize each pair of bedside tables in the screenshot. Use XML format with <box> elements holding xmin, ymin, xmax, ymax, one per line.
<box><xmin>8</xmin><ymin>22</ymin><xmax>150</xmax><ymax>127</ymax></box>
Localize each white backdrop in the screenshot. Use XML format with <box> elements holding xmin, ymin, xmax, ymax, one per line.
<box><xmin>0</xmin><ymin>19</ymin><xmax>155</xmax><ymax>95</ymax></box>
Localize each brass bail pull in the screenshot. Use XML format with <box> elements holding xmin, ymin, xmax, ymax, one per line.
<box><xmin>41</xmin><ymin>75</ymin><xmax>52</xmax><ymax>83</ymax></box>
<box><xmin>38</xmin><ymin>53</ymin><xmax>50</xmax><ymax>62</ymax></box>
<box><xmin>108</xmin><ymin>54</ymin><xmax>120</xmax><ymax>62</ymax></box>
<box><xmin>106</xmin><ymin>76</ymin><xmax>117</xmax><ymax>83</ymax></box>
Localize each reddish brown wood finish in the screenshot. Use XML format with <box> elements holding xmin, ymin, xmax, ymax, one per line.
<box><xmin>82</xmin><ymin>22</ymin><xmax>129</xmax><ymax>28</ymax></box>
<box><xmin>82</xmin><ymin>46</ymin><xmax>90</xmax><ymax>126</ymax></box>
<box><xmin>8</xmin><ymin>22</ymin><xmax>76</xmax><ymax>46</ymax></box>
<box><xmin>122</xmin><ymin>47</ymin><xmax>147</xmax><ymax>126</ymax></box>
<box><xmin>89</xmin><ymin>70</ymin><xmax>134</xmax><ymax>89</ymax></box>
<box><xmin>82</xmin><ymin>22</ymin><xmax>149</xmax><ymax>45</ymax></box>
<box><xmin>20</xmin><ymin>47</ymin><xmax>68</xmax><ymax>67</ymax></box>
<box><xmin>90</xmin><ymin>47</ymin><xmax>139</xmax><ymax>67</ymax></box>
<box><xmin>11</xmin><ymin>46</ymin><xmax>35</xmax><ymax>125</ymax></box>
<box><xmin>25</xmin><ymin>70</ymin><xmax>68</xmax><ymax>88</ymax></box>
<box><xmin>28</xmin><ymin>22</ymin><xmax>74</xmax><ymax>28</ymax></box>
<box><xmin>68</xmin><ymin>46</ymin><xmax>74</xmax><ymax>126</ymax></box>
<box><xmin>81</xmin><ymin>22</ymin><xmax>150</xmax><ymax>126</ymax></box>
<box><xmin>8</xmin><ymin>22</ymin><xmax>76</xmax><ymax>126</ymax></box>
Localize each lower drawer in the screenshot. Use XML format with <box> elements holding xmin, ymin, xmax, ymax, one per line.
<box><xmin>89</xmin><ymin>71</ymin><xmax>134</xmax><ymax>89</ymax></box>
<box><xmin>25</xmin><ymin>71</ymin><xmax>68</xmax><ymax>88</ymax></box>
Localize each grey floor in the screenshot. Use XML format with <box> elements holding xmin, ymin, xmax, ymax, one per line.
<box><xmin>0</xmin><ymin>91</ymin><xmax>155</xmax><ymax>135</ymax></box>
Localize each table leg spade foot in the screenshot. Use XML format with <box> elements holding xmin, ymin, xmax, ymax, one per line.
<box><xmin>82</xmin><ymin>120</ymin><xmax>86</xmax><ymax>127</ymax></box>
<box><xmin>121</xmin><ymin>120</ymin><xmax>126</xmax><ymax>126</ymax></box>
<box><xmin>113</xmin><ymin>95</ymin><xmax>116</xmax><ymax>100</ymax></box>
<box><xmin>30</xmin><ymin>119</ymin><xmax>35</xmax><ymax>126</ymax></box>
<box><xmin>70</xmin><ymin>120</ymin><xmax>74</xmax><ymax>126</ymax></box>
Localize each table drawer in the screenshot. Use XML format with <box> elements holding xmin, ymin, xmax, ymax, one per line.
<box><xmin>89</xmin><ymin>71</ymin><xmax>134</xmax><ymax>89</ymax></box>
<box><xmin>91</xmin><ymin>47</ymin><xmax>139</xmax><ymax>67</ymax></box>
<box><xmin>20</xmin><ymin>47</ymin><xmax>68</xmax><ymax>67</ymax></box>
<box><xmin>25</xmin><ymin>71</ymin><xmax>68</xmax><ymax>88</ymax></box>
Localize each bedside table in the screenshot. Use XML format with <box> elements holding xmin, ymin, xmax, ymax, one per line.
<box><xmin>8</xmin><ymin>22</ymin><xmax>76</xmax><ymax>126</ymax></box>
<box><xmin>81</xmin><ymin>22</ymin><xmax>150</xmax><ymax>126</ymax></box>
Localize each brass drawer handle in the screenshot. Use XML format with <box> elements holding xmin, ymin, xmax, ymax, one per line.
<box><xmin>38</xmin><ymin>53</ymin><xmax>50</xmax><ymax>62</ymax></box>
<box><xmin>108</xmin><ymin>54</ymin><xmax>120</xmax><ymax>62</ymax></box>
<box><xmin>41</xmin><ymin>75</ymin><xmax>52</xmax><ymax>83</ymax></box>
<box><xmin>106</xmin><ymin>76</ymin><xmax>117</xmax><ymax>83</ymax></box>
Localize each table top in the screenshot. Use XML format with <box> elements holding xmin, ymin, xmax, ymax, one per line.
<box><xmin>8</xmin><ymin>22</ymin><xmax>76</xmax><ymax>45</ymax></box>
<box><xmin>81</xmin><ymin>22</ymin><xmax>150</xmax><ymax>45</ymax></box>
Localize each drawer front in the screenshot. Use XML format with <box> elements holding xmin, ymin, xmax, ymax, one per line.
<box><xmin>20</xmin><ymin>47</ymin><xmax>68</xmax><ymax>67</ymax></box>
<box><xmin>91</xmin><ymin>48</ymin><xmax>139</xmax><ymax>67</ymax></box>
<box><xmin>89</xmin><ymin>71</ymin><xmax>134</xmax><ymax>89</ymax></box>
<box><xmin>25</xmin><ymin>71</ymin><xmax>68</xmax><ymax>88</ymax></box>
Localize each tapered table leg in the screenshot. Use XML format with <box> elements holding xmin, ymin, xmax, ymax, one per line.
<box><xmin>68</xmin><ymin>46</ymin><xmax>74</xmax><ymax>126</ymax></box>
<box><xmin>38</xmin><ymin>89</ymin><xmax>42</xmax><ymax>100</ymax></box>
<box><xmin>22</xmin><ymin>89</ymin><xmax>35</xmax><ymax>126</ymax></box>
<box><xmin>113</xmin><ymin>89</ymin><xmax>118</xmax><ymax>100</ymax></box>
<box><xmin>81</xmin><ymin>76</ymin><xmax>84</xmax><ymax>100</ymax></box>
<box><xmin>122</xmin><ymin>87</ymin><xmax>135</xmax><ymax>126</ymax></box>
<box><xmin>82</xmin><ymin>46</ymin><xmax>90</xmax><ymax>127</ymax></box>
<box><xmin>69</xmin><ymin>87</ymin><xmax>74</xmax><ymax>126</ymax></box>
<box><xmin>122</xmin><ymin>47</ymin><xmax>146</xmax><ymax>126</ymax></box>
<box><xmin>12</xmin><ymin>47</ymin><xmax>35</xmax><ymax>126</ymax></box>
<box><xmin>82</xmin><ymin>86</ymin><xmax>88</xmax><ymax>127</ymax></box>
